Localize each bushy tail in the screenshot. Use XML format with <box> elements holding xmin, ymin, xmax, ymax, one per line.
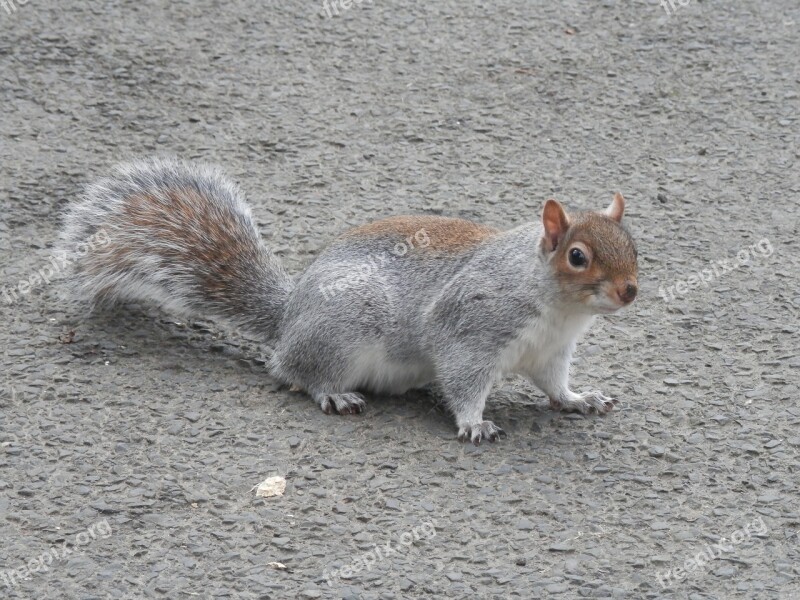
<box><xmin>59</xmin><ymin>157</ymin><xmax>294</xmax><ymax>341</ymax></box>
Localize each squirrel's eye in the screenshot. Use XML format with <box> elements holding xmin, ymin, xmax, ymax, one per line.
<box><xmin>569</xmin><ymin>248</ymin><xmax>587</xmax><ymax>268</ymax></box>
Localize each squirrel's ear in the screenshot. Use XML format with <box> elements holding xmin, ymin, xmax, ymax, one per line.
<box><xmin>605</xmin><ymin>192</ymin><xmax>625</xmax><ymax>223</ymax></box>
<box><xmin>542</xmin><ymin>199</ymin><xmax>570</xmax><ymax>251</ymax></box>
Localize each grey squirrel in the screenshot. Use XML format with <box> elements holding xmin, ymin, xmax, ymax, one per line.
<box><xmin>59</xmin><ymin>158</ymin><xmax>639</xmax><ymax>444</ymax></box>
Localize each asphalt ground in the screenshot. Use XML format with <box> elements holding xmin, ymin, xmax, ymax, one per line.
<box><xmin>0</xmin><ymin>0</ymin><xmax>798</xmax><ymax>598</ymax></box>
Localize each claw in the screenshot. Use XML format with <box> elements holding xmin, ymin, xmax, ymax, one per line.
<box><xmin>550</xmin><ymin>391</ymin><xmax>616</xmax><ymax>415</ymax></box>
<box><xmin>458</xmin><ymin>420</ymin><xmax>506</xmax><ymax>445</ymax></box>
<box><xmin>317</xmin><ymin>392</ymin><xmax>367</xmax><ymax>415</ymax></box>
<box><xmin>488</xmin><ymin>428</ymin><xmax>504</xmax><ymax>442</ymax></box>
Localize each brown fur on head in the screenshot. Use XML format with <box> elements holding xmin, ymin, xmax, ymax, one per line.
<box><xmin>541</xmin><ymin>193</ymin><xmax>638</xmax><ymax>314</ymax></box>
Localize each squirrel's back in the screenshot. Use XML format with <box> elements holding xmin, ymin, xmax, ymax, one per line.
<box><xmin>59</xmin><ymin>158</ymin><xmax>293</xmax><ymax>339</ymax></box>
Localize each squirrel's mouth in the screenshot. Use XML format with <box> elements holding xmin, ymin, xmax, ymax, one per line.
<box><xmin>595</xmin><ymin>305</ymin><xmax>621</xmax><ymax>314</ymax></box>
<box><xmin>586</xmin><ymin>282</ymin><xmax>637</xmax><ymax>314</ymax></box>
<box><xmin>589</xmin><ymin>296</ymin><xmax>627</xmax><ymax>314</ymax></box>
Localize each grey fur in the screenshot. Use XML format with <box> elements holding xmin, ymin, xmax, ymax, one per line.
<box><xmin>58</xmin><ymin>158</ymin><xmax>293</xmax><ymax>340</ymax></box>
<box><xmin>61</xmin><ymin>158</ymin><xmax>638</xmax><ymax>444</ymax></box>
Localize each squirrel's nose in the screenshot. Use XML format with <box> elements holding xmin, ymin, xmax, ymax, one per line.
<box><xmin>618</xmin><ymin>282</ymin><xmax>638</xmax><ymax>304</ymax></box>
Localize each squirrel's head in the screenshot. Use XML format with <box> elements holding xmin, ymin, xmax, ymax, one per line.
<box><xmin>540</xmin><ymin>193</ymin><xmax>638</xmax><ymax>314</ymax></box>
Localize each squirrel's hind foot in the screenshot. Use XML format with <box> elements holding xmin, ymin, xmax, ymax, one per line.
<box><xmin>457</xmin><ymin>421</ymin><xmax>506</xmax><ymax>445</ymax></box>
<box><xmin>314</xmin><ymin>392</ymin><xmax>367</xmax><ymax>415</ymax></box>
<box><xmin>549</xmin><ymin>391</ymin><xmax>618</xmax><ymax>415</ymax></box>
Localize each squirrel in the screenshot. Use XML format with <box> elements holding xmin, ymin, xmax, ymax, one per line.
<box><xmin>59</xmin><ymin>158</ymin><xmax>638</xmax><ymax>444</ymax></box>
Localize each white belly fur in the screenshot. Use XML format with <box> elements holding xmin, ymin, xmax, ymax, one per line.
<box><xmin>345</xmin><ymin>343</ymin><xmax>435</xmax><ymax>394</ymax></box>
<box><xmin>500</xmin><ymin>309</ymin><xmax>595</xmax><ymax>376</ymax></box>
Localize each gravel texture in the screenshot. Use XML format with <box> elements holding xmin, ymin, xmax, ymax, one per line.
<box><xmin>1</xmin><ymin>0</ymin><xmax>799</xmax><ymax>598</ymax></box>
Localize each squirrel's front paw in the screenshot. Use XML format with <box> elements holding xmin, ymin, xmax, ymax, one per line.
<box><xmin>316</xmin><ymin>392</ymin><xmax>367</xmax><ymax>415</ymax></box>
<box><xmin>549</xmin><ymin>391</ymin><xmax>617</xmax><ymax>415</ymax></box>
<box><xmin>457</xmin><ymin>421</ymin><xmax>506</xmax><ymax>445</ymax></box>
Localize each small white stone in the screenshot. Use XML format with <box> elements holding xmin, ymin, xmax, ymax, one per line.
<box><xmin>255</xmin><ymin>476</ymin><xmax>286</xmax><ymax>498</ymax></box>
